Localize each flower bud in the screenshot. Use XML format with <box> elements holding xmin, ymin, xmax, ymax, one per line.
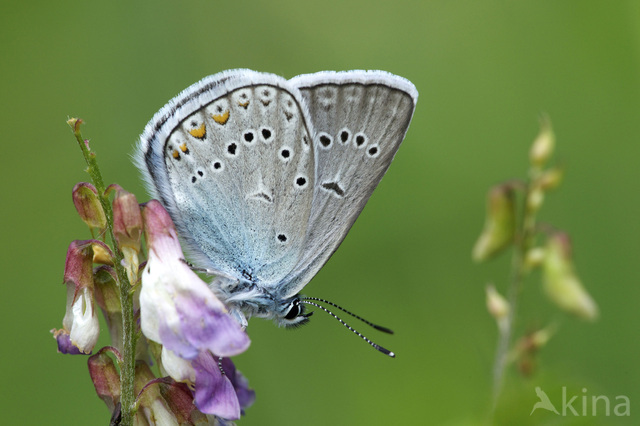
<box><xmin>52</xmin><ymin>240</ymin><xmax>102</xmax><ymax>354</ymax></box>
<box><xmin>538</xmin><ymin>167</ymin><xmax>564</xmax><ymax>191</ymax></box>
<box><xmin>486</xmin><ymin>284</ymin><xmax>510</xmax><ymax>334</ymax></box>
<box><xmin>542</xmin><ymin>232</ymin><xmax>598</xmax><ymax>320</ymax></box>
<box><xmin>472</xmin><ymin>184</ymin><xmax>516</xmax><ymax>262</ymax></box>
<box><xmin>524</xmin><ymin>247</ymin><xmax>545</xmax><ymax>270</ymax></box>
<box><xmin>134</xmin><ymin>362</ymin><xmax>213</xmax><ymax>425</ymax></box>
<box><xmin>514</xmin><ymin>327</ymin><xmax>554</xmax><ymax>377</ymax></box>
<box><xmin>93</xmin><ymin>266</ymin><xmax>123</xmax><ymax>352</ymax></box>
<box><xmin>72</xmin><ymin>183</ymin><xmax>107</xmax><ymax>233</ymax></box>
<box><xmin>529</xmin><ymin>116</ymin><xmax>555</xmax><ymax>168</ymax></box>
<box><xmin>486</xmin><ymin>284</ymin><xmax>509</xmax><ymax>320</ymax></box>
<box><xmin>526</xmin><ymin>186</ymin><xmax>545</xmax><ymax>213</ymax></box>
<box><xmin>134</xmin><ymin>362</ymin><xmax>178</xmax><ymax>425</ymax></box>
<box><xmin>88</xmin><ymin>347</ymin><xmax>121</xmax><ymax>412</ymax></box>
<box><xmin>113</xmin><ymin>189</ymin><xmax>143</xmax><ymax>253</ymax></box>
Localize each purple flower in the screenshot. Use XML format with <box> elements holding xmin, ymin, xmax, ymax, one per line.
<box><xmin>140</xmin><ymin>200</ymin><xmax>250</xmax><ymax>359</ymax></box>
<box><xmin>219</xmin><ymin>357</ymin><xmax>256</xmax><ymax>413</ymax></box>
<box><xmin>191</xmin><ymin>353</ymin><xmax>255</xmax><ymax>420</ymax></box>
<box><xmin>139</xmin><ymin>201</ymin><xmax>254</xmax><ymax>419</ymax></box>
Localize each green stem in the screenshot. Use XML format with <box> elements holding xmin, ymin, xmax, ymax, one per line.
<box><xmin>70</xmin><ymin>119</ymin><xmax>136</xmax><ymax>426</ymax></box>
<box><xmin>490</xmin><ymin>172</ymin><xmax>540</xmax><ymax>414</ymax></box>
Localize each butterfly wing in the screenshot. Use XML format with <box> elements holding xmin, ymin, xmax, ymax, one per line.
<box><xmin>136</xmin><ymin>70</ymin><xmax>317</xmax><ymax>286</ymax></box>
<box><xmin>278</xmin><ymin>70</ymin><xmax>418</xmax><ymax>298</ymax></box>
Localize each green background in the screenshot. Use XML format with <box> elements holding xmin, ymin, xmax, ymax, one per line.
<box><xmin>2</xmin><ymin>1</ymin><xmax>638</xmax><ymax>425</ymax></box>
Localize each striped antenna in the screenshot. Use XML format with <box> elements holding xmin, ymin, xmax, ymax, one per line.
<box><xmin>301</xmin><ymin>298</ymin><xmax>395</xmax><ymax>358</ymax></box>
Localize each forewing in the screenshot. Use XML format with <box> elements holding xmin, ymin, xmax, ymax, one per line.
<box><xmin>279</xmin><ymin>70</ymin><xmax>418</xmax><ymax>297</ymax></box>
<box><xmin>136</xmin><ymin>70</ymin><xmax>316</xmax><ymax>286</ymax></box>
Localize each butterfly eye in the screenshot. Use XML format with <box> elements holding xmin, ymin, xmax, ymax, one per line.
<box><xmin>284</xmin><ymin>301</ymin><xmax>301</xmax><ymax>320</ymax></box>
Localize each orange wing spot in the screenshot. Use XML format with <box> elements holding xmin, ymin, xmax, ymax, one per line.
<box><xmin>180</xmin><ymin>143</ymin><xmax>188</xmax><ymax>153</ymax></box>
<box><xmin>172</xmin><ymin>150</ymin><xmax>180</xmax><ymax>159</ymax></box>
<box><xmin>238</xmin><ymin>101</ymin><xmax>250</xmax><ymax>109</ymax></box>
<box><xmin>189</xmin><ymin>123</ymin><xmax>206</xmax><ymax>139</ymax></box>
<box><xmin>212</xmin><ymin>110</ymin><xmax>230</xmax><ymax>125</ymax></box>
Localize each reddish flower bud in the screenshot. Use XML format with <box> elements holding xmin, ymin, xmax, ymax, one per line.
<box><xmin>113</xmin><ymin>189</ymin><xmax>143</xmax><ymax>252</ymax></box>
<box><xmin>52</xmin><ymin>240</ymin><xmax>103</xmax><ymax>354</ymax></box>
<box><xmin>88</xmin><ymin>347</ymin><xmax>122</xmax><ymax>412</ymax></box>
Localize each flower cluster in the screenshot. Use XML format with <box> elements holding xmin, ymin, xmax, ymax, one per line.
<box><xmin>52</xmin><ymin>140</ymin><xmax>254</xmax><ymax>425</ymax></box>
<box><xmin>473</xmin><ymin>117</ymin><xmax>598</xmax><ymax>385</ymax></box>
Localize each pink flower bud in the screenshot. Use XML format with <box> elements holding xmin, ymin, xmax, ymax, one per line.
<box><xmin>113</xmin><ymin>189</ymin><xmax>143</xmax><ymax>252</ymax></box>
<box><xmin>52</xmin><ymin>240</ymin><xmax>104</xmax><ymax>354</ymax></box>
<box><xmin>88</xmin><ymin>347</ymin><xmax>122</xmax><ymax>412</ymax></box>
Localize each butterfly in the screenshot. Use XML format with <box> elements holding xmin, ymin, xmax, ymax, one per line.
<box><xmin>136</xmin><ymin>69</ymin><xmax>417</xmax><ymax>355</ymax></box>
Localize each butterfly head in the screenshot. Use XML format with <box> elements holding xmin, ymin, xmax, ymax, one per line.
<box><xmin>218</xmin><ymin>278</ymin><xmax>313</xmax><ymax>328</ymax></box>
<box><xmin>278</xmin><ymin>297</ymin><xmax>313</xmax><ymax>328</ymax></box>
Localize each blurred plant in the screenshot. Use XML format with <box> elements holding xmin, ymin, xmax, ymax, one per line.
<box><xmin>51</xmin><ymin>119</ymin><xmax>254</xmax><ymax>425</ymax></box>
<box><xmin>472</xmin><ymin>117</ymin><xmax>598</xmax><ymax>414</ymax></box>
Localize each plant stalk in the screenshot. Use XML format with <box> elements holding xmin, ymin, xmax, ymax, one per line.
<box><xmin>70</xmin><ymin>119</ymin><xmax>136</xmax><ymax>426</ymax></box>
<box><xmin>490</xmin><ymin>172</ymin><xmax>540</xmax><ymax>414</ymax></box>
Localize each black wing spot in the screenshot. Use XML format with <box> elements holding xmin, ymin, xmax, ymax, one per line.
<box><xmin>244</xmin><ymin>131</ymin><xmax>255</xmax><ymax>143</ymax></box>
<box><xmin>321</xmin><ymin>181</ymin><xmax>345</xmax><ymax>197</ymax></box>
<box><xmin>261</xmin><ymin>127</ymin><xmax>272</xmax><ymax>141</ymax></box>
<box><xmin>340</xmin><ymin>129</ymin><xmax>350</xmax><ymax>143</ymax></box>
<box><xmin>295</xmin><ymin>176</ymin><xmax>308</xmax><ymax>188</ymax></box>
<box><xmin>368</xmin><ymin>146</ymin><xmax>380</xmax><ymax>157</ymax></box>
<box><xmin>213</xmin><ymin>161</ymin><xmax>222</xmax><ymax>170</ymax></box>
<box><xmin>355</xmin><ymin>133</ymin><xmax>366</xmax><ymax>147</ymax></box>
<box><xmin>281</xmin><ymin>149</ymin><xmax>290</xmax><ymax>159</ymax></box>
<box><xmin>191</xmin><ymin>176</ymin><xmax>197</xmax><ymax>183</ymax></box>
<box><xmin>318</xmin><ymin>132</ymin><xmax>332</xmax><ymax>148</ymax></box>
<box><xmin>197</xmin><ymin>170</ymin><xmax>204</xmax><ymax>177</ymax></box>
<box><xmin>227</xmin><ymin>142</ymin><xmax>237</xmax><ymax>155</ymax></box>
<box><xmin>277</xmin><ymin>234</ymin><xmax>288</xmax><ymax>243</ymax></box>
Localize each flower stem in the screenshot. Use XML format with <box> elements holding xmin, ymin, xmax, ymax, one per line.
<box><xmin>69</xmin><ymin>119</ymin><xmax>137</xmax><ymax>426</ymax></box>
<box><xmin>490</xmin><ymin>173</ymin><xmax>540</xmax><ymax>414</ymax></box>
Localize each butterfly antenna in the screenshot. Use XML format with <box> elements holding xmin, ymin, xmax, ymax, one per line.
<box><xmin>300</xmin><ymin>299</ymin><xmax>395</xmax><ymax>358</ymax></box>
<box><xmin>302</xmin><ymin>297</ymin><xmax>394</xmax><ymax>334</ymax></box>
